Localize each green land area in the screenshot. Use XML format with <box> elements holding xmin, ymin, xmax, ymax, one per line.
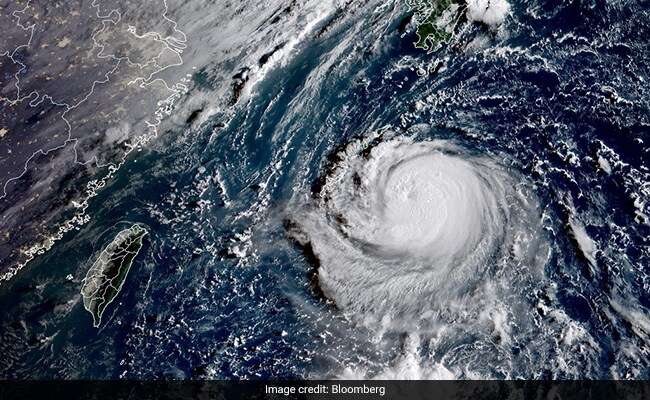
<box><xmin>405</xmin><ymin>0</ymin><xmax>462</xmax><ymax>51</ymax></box>
<box><xmin>81</xmin><ymin>225</ymin><xmax>148</xmax><ymax>327</ymax></box>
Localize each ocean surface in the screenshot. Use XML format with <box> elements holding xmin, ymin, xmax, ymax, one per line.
<box><xmin>0</xmin><ymin>0</ymin><xmax>649</xmax><ymax>379</ymax></box>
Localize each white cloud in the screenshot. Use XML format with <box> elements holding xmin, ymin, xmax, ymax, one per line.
<box><xmin>466</xmin><ymin>0</ymin><xmax>511</xmax><ymax>27</ymax></box>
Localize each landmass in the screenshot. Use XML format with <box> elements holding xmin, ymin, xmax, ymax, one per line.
<box><xmin>0</xmin><ymin>0</ymin><xmax>188</xmax><ymax>284</ymax></box>
<box><xmin>405</xmin><ymin>0</ymin><xmax>461</xmax><ymax>51</ymax></box>
<box><xmin>81</xmin><ymin>224</ymin><xmax>147</xmax><ymax>327</ymax></box>
<box><xmin>405</xmin><ymin>0</ymin><xmax>511</xmax><ymax>51</ymax></box>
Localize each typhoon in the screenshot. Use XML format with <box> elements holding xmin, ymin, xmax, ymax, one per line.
<box><xmin>292</xmin><ymin>134</ymin><xmax>548</xmax><ymax>329</ymax></box>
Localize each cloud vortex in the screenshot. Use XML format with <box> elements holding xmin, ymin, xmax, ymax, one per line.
<box><xmin>294</xmin><ymin>134</ymin><xmax>546</xmax><ymax>329</ymax></box>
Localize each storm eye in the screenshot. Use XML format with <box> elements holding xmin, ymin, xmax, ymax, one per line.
<box><xmin>372</xmin><ymin>152</ymin><xmax>488</xmax><ymax>257</ymax></box>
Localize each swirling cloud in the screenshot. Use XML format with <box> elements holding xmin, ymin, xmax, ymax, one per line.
<box><xmin>293</xmin><ymin>134</ymin><xmax>547</xmax><ymax>330</ymax></box>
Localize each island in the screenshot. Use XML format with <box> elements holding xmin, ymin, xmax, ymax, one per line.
<box><xmin>81</xmin><ymin>224</ymin><xmax>148</xmax><ymax>327</ymax></box>
<box><xmin>406</xmin><ymin>0</ymin><xmax>460</xmax><ymax>51</ymax></box>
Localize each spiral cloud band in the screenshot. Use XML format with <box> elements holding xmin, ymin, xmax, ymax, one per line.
<box><xmin>294</xmin><ymin>134</ymin><xmax>546</xmax><ymax>328</ymax></box>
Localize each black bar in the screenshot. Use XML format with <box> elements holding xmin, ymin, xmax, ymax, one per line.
<box><xmin>1</xmin><ymin>381</ymin><xmax>649</xmax><ymax>400</ymax></box>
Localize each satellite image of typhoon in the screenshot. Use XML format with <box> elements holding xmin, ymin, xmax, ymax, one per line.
<box><xmin>0</xmin><ymin>0</ymin><xmax>648</xmax><ymax>380</ymax></box>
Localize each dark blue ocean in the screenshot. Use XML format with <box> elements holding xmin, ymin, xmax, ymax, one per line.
<box><xmin>0</xmin><ymin>0</ymin><xmax>648</xmax><ymax>379</ymax></box>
